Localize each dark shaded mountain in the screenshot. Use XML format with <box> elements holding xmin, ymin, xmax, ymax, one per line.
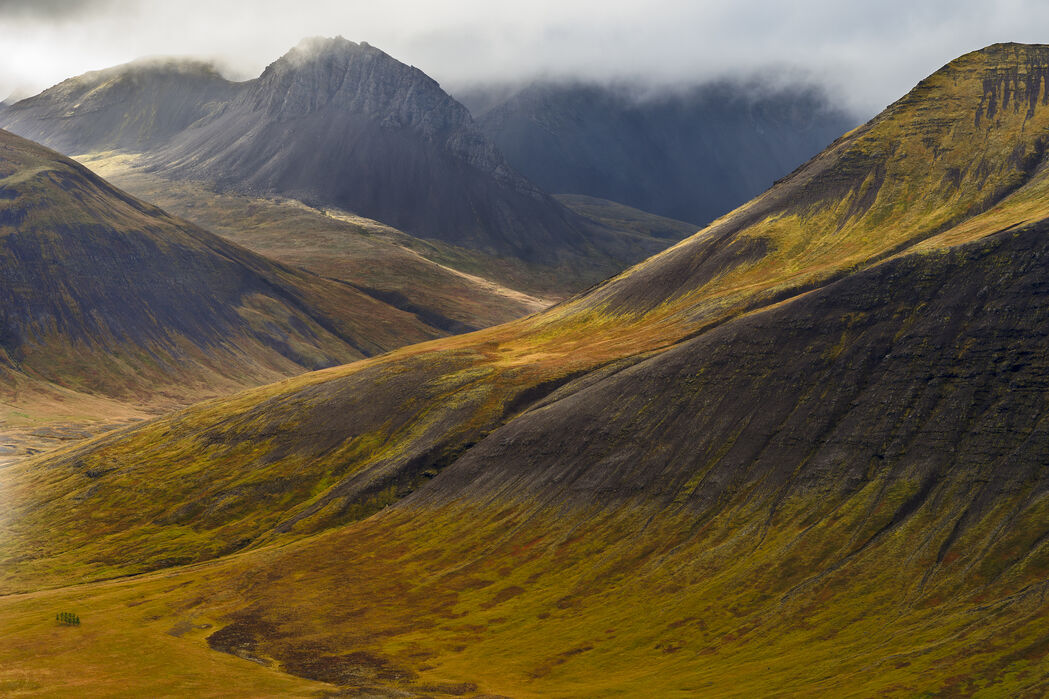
<box><xmin>8</xmin><ymin>43</ymin><xmax>1049</xmax><ymax>697</ymax></box>
<box><xmin>0</xmin><ymin>128</ymin><xmax>444</xmax><ymax>405</ymax></box>
<box><xmin>1</xmin><ymin>38</ymin><xmax>668</xmax><ymax>272</ymax></box>
<box><xmin>464</xmin><ymin>79</ymin><xmax>858</xmax><ymax>224</ymax></box>
<box><xmin>0</xmin><ymin>58</ymin><xmax>240</xmax><ymax>154</ymax></box>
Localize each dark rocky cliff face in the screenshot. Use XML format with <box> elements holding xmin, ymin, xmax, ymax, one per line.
<box><xmin>468</xmin><ymin>80</ymin><xmax>858</xmax><ymax>225</ymax></box>
<box><xmin>246</xmin><ymin>38</ymin><xmax>506</xmax><ymax>173</ymax></box>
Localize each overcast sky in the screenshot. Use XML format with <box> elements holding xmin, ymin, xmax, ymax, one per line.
<box><xmin>2</xmin><ymin>0</ymin><xmax>1049</xmax><ymax>115</ymax></box>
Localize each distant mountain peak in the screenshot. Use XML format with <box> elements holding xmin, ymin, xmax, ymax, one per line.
<box><xmin>263</xmin><ymin>35</ymin><xmax>397</xmax><ymax>78</ymax></box>
<box><xmin>269</xmin><ymin>35</ymin><xmax>379</xmax><ymax>72</ymax></box>
<box><xmin>252</xmin><ymin>35</ymin><xmax>451</xmax><ymax>125</ymax></box>
<box><xmin>0</xmin><ymin>56</ymin><xmax>239</xmax><ymax>153</ymax></box>
<box><xmin>54</xmin><ymin>56</ymin><xmax>228</xmax><ymax>92</ymax></box>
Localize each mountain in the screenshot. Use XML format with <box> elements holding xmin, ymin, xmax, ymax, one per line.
<box><xmin>464</xmin><ymin>79</ymin><xmax>858</xmax><ymax>225</ymax></box>
<box><xmin>146</xmin><ymin>37</ymin><xmax>602</xmax><ymax>261</ymax></box>
<box><xmin>0</xmin><ymin>128</ymin><xmax>446</xmax><ymax>414</ymax></box>
<box><xmin>6</xmin><ymin>43</ymin><xmax>1049</xmax><ymax>696</ymax></box>
<box><xmin>1</xmin><ymin>38</ymin><xmax>674</xmax><ymax>277</ymax></box>
<box><xmin>0</xmin><ymin>54</ymin><xmax>562</xmax><ymax>327</ymax></box>
<box><xmin>0</xmin><ymin>58</ymin><xmax>240</xmax><ymax>154</ymax></box>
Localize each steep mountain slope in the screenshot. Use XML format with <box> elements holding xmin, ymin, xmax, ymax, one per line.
<box><xmin>0</xmin><ymin>128</ymin><xmax>445</xmax><ymax>411</ymax></box>
<box><xmin>12</xmin><ymin>222</ymin><xmax>1047</xmax><ymax>697</ymax></box>
<box><xmin>466</xmin><ymin>79</ymin><xmax>857</xmax><ymax>224</ymax></box>
<box><xmin>553</xmin><ymin>193</ymin><xmax>699</xmax><ymax>241</ymax></box>
<box><xmin>148</xmin><ymin>37</ymin><xmax>599</xmax><ymax>260</ymax></box>
<box><xmin>5</xmin><ymin>43</ymin><xmax>1049</xmax><ymax>696</ymax></box>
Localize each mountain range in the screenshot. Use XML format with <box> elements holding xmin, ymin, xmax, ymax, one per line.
<box><xmin>3</xmin><ymin>41</ymin><xmax>1049</xmax><ymax>697</ymax></box>
<box><xmin>0</xmin><ymin>38</ymin><xmax>679</xmax><ymax>280</ymax></box>
<box><xmin>0</xmin><ymin>37</ymin><xmax>857</xmax><ymax>302</ymax></box>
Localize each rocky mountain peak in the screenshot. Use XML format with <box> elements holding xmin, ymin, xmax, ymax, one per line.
<box><xmin>0</xmin><ymin>37</ymin><xmax>587</xmax><ymax>260</ymax></box>
<box><xmin>251</xmin><ymin>35</ymin><xmax>471</xmax><ymax>134</ymax></box>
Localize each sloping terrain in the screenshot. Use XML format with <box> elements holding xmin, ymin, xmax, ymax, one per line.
<box><xmin>0</xmin><ymin>128</ymin><xmax>446</xmax><ymax>416</ymax></box>
<box><xmin>0</xmin><ymin>58</ymin><xmax>240</xmax><ymax>154</ymax></box>
<box><xmin>553</xmin><ymin>193</ymin><xmax>699</xmax><ymax>241</ymax></box>
<box><xmin>4</xmin><ymin>42</ymin><xmax>1049</xmax><ymax>696</ymax></box>
<box><xmin>79</xmin><ymin>151</ymin><xmax>550</xmax><ymax>332</ymax></box>
<box><xmin>79</xmin><ymin>153</ymin><xmax>691</xmax><ymax>302</ymax></box>
<box><xmin>1</xmin><ymin>38</ymin><xmax>678</xmax><ymax>282</ymax></box>
<box><xmin>465</xmin><ymin>79</ymin><xmax>856</xmax><ymax>225</ymax></box>
<box><xmin>145</xmin><ymin>37</ymin><xmax>596</xmax><ymax>261</ymax></box>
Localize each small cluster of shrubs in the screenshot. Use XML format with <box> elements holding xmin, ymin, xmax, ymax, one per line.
<box><xmin>55</xmin><ymin>612</ymin><xmax>80</xmax><ymax>626</ymax></box>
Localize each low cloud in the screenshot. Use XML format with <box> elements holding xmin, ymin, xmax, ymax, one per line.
<box><xmin>0</xmin><ymin>0</ymin><xmax>109</xmax><ymax>19</ymax></box>
<box><xmin>1</xmin><ymin>0</ymin><xmax>1048</xmax><ymax>115</ymax></box>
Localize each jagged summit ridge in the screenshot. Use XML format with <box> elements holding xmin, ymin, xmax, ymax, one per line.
<box><xmin>245</xmin><ymin>36</ymin><xmax>518</xmax><ymax>182</ymax></box>
<box><xmin>251</xmin><ymin>36</ymin><xmax>459</xmax><ymax>127</ymax></box>
<box><xmin>124</xmin><ymin>36</ymin><xmax>591</xmax><ymax>257</ymax></box>
<box><xmin>0</xmin><ymin>36</ymin><xmax>600</xmax><ymax>259</ymax></box>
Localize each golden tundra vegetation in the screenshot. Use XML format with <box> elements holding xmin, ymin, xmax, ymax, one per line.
<box><xmin>5</xmin><ymin>43</ymin><xmax>1049</xmax><ymax>696</ymax></box>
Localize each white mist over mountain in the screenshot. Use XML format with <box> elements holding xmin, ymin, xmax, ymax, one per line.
<box><xmin>1</xmin><ymin>0</ymin><xmax>1049</xmax><ymax>115</ymax></box>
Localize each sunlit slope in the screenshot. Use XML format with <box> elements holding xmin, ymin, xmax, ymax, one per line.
<box><xmin>7</xmin><ymin>43</ymin><xmax>1049</xmax><ymax>592</ymax></box>
<box><xmin>571</xmin><ymin>42</ymin><xmax>1049</xmax><ymax>315</ymax></box>
<box><xmin>5</xmin><ymin>176</ymin><xmax>1049</xmax><ymax>697</ymax></box>
<box><xmin>0</xmin><ymin>129</ymin><xmax>446</xmax><ymax>408</ymax></box>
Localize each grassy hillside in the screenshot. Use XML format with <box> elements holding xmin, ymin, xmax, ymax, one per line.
<box><xmin>5</xmin><ymin>43</ymin><xmax>1049</xmax><ymax>696</ymax></box>
<box><xmin>6</xmin><ymin>225</ymin><xmax>1049</xmax><ymax>697</ymax></box>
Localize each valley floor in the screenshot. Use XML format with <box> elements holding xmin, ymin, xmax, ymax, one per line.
<box><xmin>3</xmin><ymin>495</ymin><xmax>1049</xmax><ymax>697</ymax></box>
